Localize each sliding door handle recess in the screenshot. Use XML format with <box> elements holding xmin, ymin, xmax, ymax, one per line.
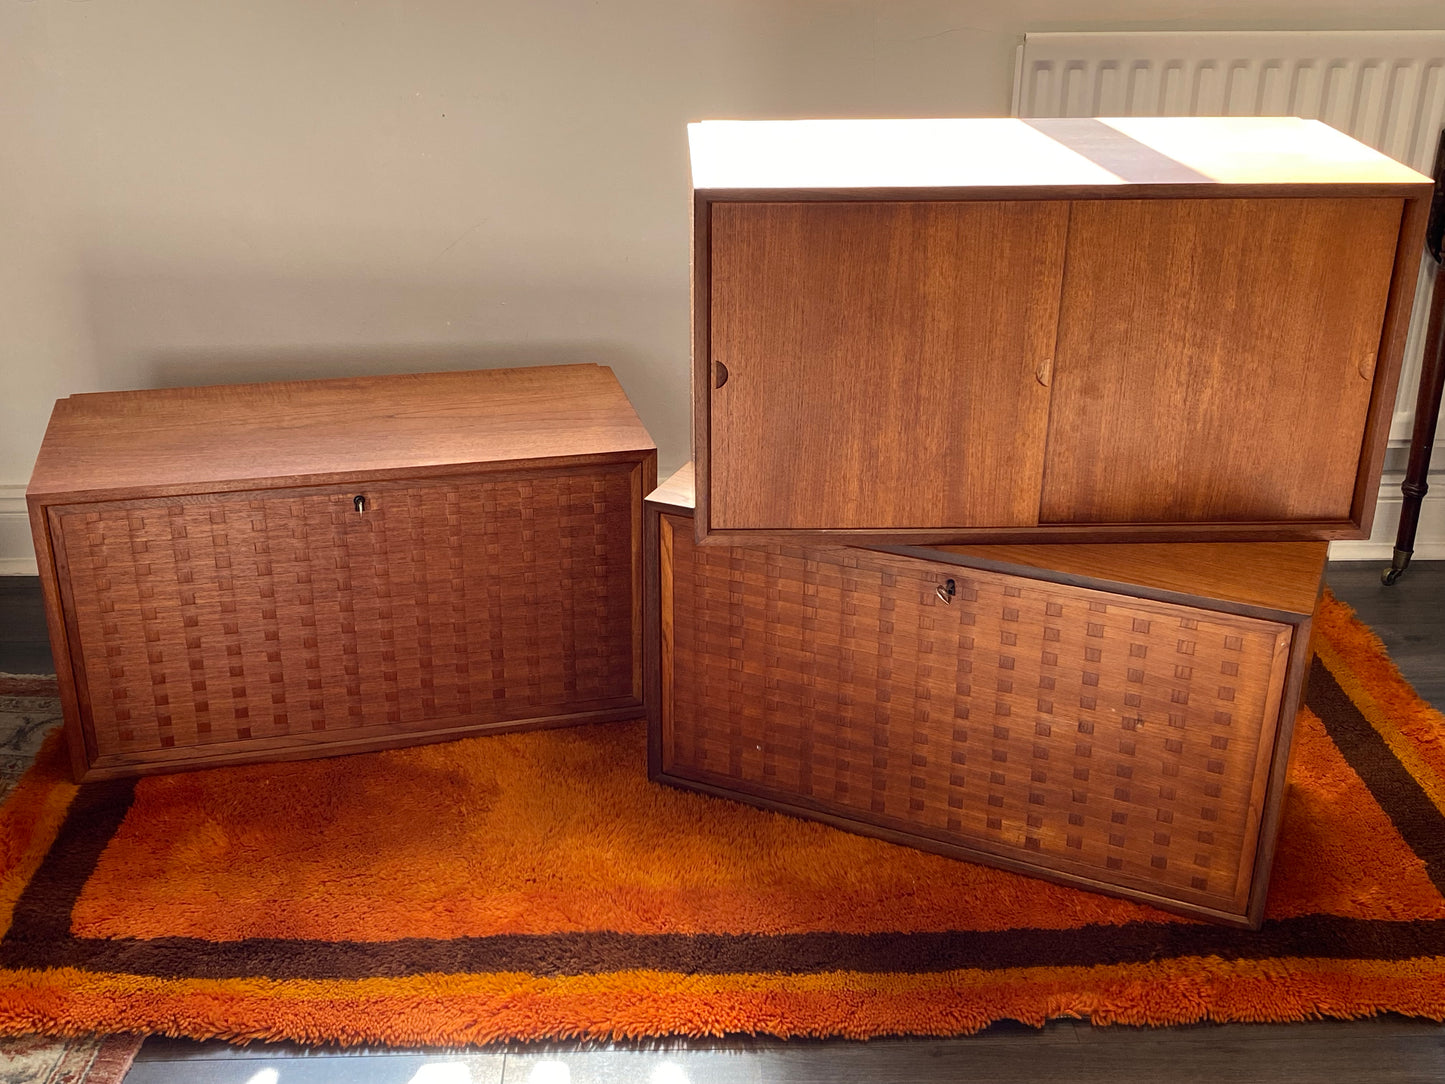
<box><xmin>714</xmin><ymin>360</ymin><xmax>730</xmax><ymax>389</ymax></box>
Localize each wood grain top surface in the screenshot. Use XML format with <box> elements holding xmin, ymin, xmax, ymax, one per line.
<box><xmin>649</xmin><ymin>462</ymin><xmax>698</xmax><ymax>509</ymax></box>
<box><xmin>922</xmin><ymin>542</ymin><xmax>1326</xmax><ymax>618</ymax></box>
<box><xmin>28</xmin><ymin>364</ymin><xmax>655</xmax><ymax>501</ymax></box>
<box><xmin>688</xmin><ymin>117</ymin><xmax>1430</xmax><ymax>193</ymax></box>
<box><xmin>648</xmin><ymin>465</ymin><xmax>1326</xmax><ymax>616</ymax></box>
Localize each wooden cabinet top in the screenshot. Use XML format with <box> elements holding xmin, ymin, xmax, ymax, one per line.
<box><xmin>28</xmin><ymin>364</ymin><xmax>655</xmax><ymax>503</ymax></box>
<box><xmin>688</xmin><ymin>117</ymin><xmax>1430</xmax><ymax>195</ymax></box>
<box><xmin>649</xmin><ymin>464</ymin><xmax>1327</xmax><ymax>619</ymax></box>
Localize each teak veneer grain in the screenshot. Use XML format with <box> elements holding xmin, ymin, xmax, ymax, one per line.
<box><xmin>689</xmin><ymin>117</ymin><xmax>1432</xmax><ymax>546</ymax></box>
<box><xmin>27</xmin><ymin>365</ymin><xmax>653</xmax><ymax>502</ymax></box>
<box><xmin>28</xmin><ymin>365</ymin><xmax>657</xmax><ymax>782</ymax></box>
<box><xmin>646</xmin><ymin>465</ymin><xmax>1325</xmax><ymax>927</ymax></box>
<box><xmin>710</xmin><ymin>200</ymin><xmax>1067</xmax><ymax>530</ymax></box>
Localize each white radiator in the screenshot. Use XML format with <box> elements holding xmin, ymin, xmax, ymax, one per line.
<box><xmin>1014</xmin><ymin>30</ymin><xmax>1445</xmax><ymax>560</ymax></box>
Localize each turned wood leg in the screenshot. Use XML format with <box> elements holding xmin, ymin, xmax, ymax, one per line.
<box><xmin>1384</xmin><ymin>130</ymin><xmax>1445</xmax><ymax>586</ymax></box>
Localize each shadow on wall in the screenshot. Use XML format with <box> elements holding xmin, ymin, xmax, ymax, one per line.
<box><xmin>77</xmin><ymin>269</ymin><xmax>690</xmax><ymax>475</ymax></box>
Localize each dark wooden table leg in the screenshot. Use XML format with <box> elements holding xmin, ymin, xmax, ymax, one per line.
<box><xmin>1383</xmin><ymin>129</ymin><xmax>1445</xmax><ymax>586</ymax></box>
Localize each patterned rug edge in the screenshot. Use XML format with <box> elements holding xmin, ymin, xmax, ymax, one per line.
<box><xmin>0</xmin><ymin>1031</ymin><xmax>141</xmax><ymax>1084</ymax></box>
<box><xmin>0</xmin><ymin>676</ymin><xmax>59</xmax><ymax>698</ymax></box>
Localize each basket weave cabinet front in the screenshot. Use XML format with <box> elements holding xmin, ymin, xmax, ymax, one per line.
<box><xmin>29</xmin><ymin>364</ymin><xmax>656</xmax><ymax>782</ymax></box>
<box><xmin>646</xmin><ymin>467</ymin><xmax>1325</xmax><ymax>927</ymax></box>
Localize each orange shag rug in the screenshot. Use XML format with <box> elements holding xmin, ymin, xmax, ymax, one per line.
<box><xmin>0</xmin><ymin>592</ymin><xmax>1442</xmax><ymax>1045</ymax></box>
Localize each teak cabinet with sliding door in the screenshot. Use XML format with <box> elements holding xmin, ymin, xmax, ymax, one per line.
<box><xmin>689</xmin><ymin>117</ymin><xmax>1433</xmax><ymax>546</ymax></box>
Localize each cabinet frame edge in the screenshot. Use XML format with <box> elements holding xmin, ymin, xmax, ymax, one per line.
<box><xmin>649</xmin><ymin>494</ymin><xmax>1323</xmax><ymax>928</ymax></box>
<box><xmin>25</xmin><ymin>495</ymin><xmax>92</xmax><ymax>781</ymax></box>
<box><xmin>1351</xmin><ymin>192</ymin><xmax>1433</xmax><ymax>534</ymax></box>
<box><xmin>692</xmin><ymin>185</ymin><xmax>1432</xmax><ymax>546</ymax></box>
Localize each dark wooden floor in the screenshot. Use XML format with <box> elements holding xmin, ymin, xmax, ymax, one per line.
<box><xmin>1327</xmin><ymin>561</ymin><xmax>1445</xmax><ymax>707</ymax></box>
<box><xmin>0</xmin><ymin>576</ymin><xmax>54</xmax><ymax>676</ymax></box>
<box><xmin>0</xmin><ymin>565</ymin><xmax>1442</xmax><ymax>1083</ymax></box>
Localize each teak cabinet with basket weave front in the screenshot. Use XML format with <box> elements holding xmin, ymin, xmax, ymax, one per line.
<box><xmin>689</xmin><ymin>117</ymin><xmax>1434</xmax><ymax>546</ymax></box>
<box><xmin>27</xmin><ymin>365</ymin><xmax>656</xmax><ymax>782</ymax></box>
<box><xmin>647</xmin><ymin>466</ymin><xmax>1326</xmax><ymax>928</ymax></box>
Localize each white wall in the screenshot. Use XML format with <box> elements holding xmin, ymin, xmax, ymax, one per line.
<box><xmin>4</xmin><ymin>0</ymin><xmax>1444</xmax><ymax>572</ymax></box>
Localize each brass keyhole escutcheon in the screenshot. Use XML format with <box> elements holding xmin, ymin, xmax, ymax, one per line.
<box><xmin>936</xmin><ymin>578</ymin><xmax>956</xmax><ymax>604</ymax></box>
<box><xmin>354</xmin><ymin>495</ymin><xmax>367</xmax><ymax>514</ymax></box>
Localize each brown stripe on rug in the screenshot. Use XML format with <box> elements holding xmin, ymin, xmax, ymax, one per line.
<box><xmin>5</xmin><ymin>916</ymin><xmax>1445</xmax><ymax>982</ymax></box>
<box><xmin>1307</xmin><ymin>655</ymin><xmax>1445</xmax><ymax>893</ymax></box>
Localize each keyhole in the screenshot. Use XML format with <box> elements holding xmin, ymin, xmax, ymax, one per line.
<box><xmin>354</xmin><ymin>495</ymin><xmax>367</xmax><ymax>514</ymax></box>
<box><xmin>936</xmin><ymin>578</ymin><xmax>956</xmax><ymax>604</ymax></box>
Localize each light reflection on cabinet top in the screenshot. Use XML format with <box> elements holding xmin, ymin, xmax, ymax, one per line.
<box><xmin>28</xmin><ymin>364</ymin><xmax>655</xmax><ymax>503</ymax></box>
<box><xmin>688</xmin><ymin>117</ymin><xmax>1430</xmax><ymax>193</ymax></box>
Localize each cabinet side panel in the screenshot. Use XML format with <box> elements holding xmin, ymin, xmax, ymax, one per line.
<box><xmin>658</xmin><ymin>513</ymin><xmax>676</xmax><ymax>771</ymax></box>
<box><xmin>664</xmin><ymin>525</ymin><xmax>1292</xmax><ymax>916</ymax></box>
<box><xmin>55</xmin><ymin>466</ymin><xmax>640</xmax><ymax>763</ymax></box>
<box><xmin>709</xmin><ymin>200</ymin><xmax>1066</xmax><ymax>530</ymax></box>
<box><xmin>1350</xmin><ymin>194</ymin><xmax>1430</xmax><ymax>532</ymax></box>
<box><xmin>31</xmin><ymin>503</ymin><xmax>94</xmax><ymax>779</ymax></box>
<box><xmin>1041</xmin><ymin>197</ymin><xmax>1402</xmax><ymax>525</ymax></box>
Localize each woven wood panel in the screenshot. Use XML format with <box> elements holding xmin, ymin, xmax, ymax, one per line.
<box><xmin>661</xmin><ymin>516</ymin><xmax>1294</xmax><ymax>912</ymax></box>
<box><xmin>57</xmin><ymin>467</ymin><xmax>639</xmax><ymax>762</ymax></box>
